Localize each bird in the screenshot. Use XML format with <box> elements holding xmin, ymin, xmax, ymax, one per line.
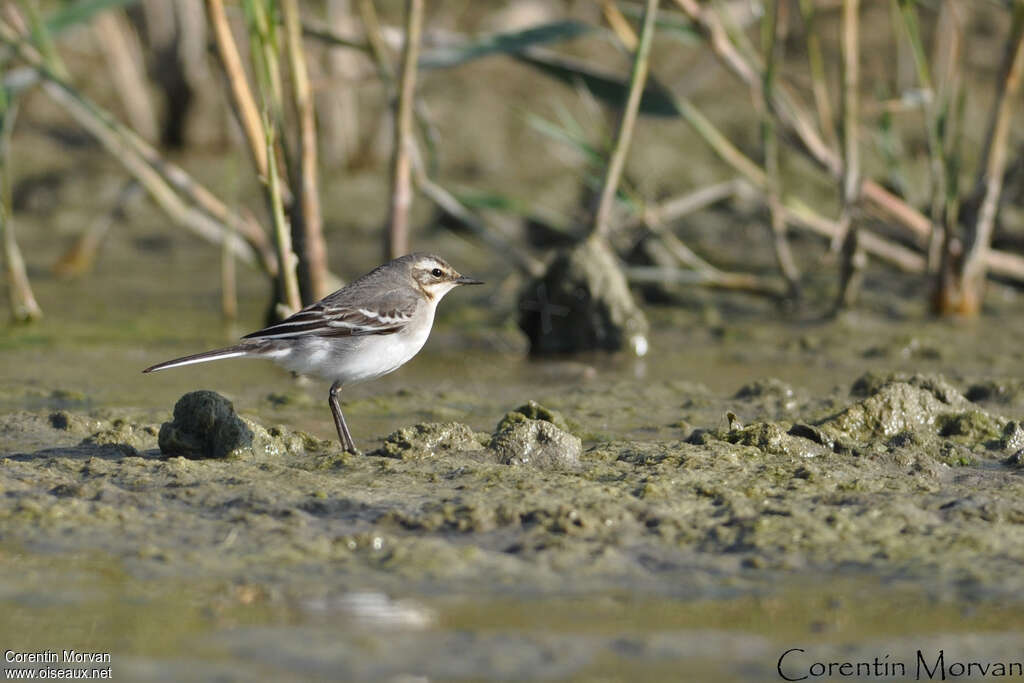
<box><xmin>143</xmin><ymin>253</ymin><xmax>483</xmax><ymax>453</ymax></box>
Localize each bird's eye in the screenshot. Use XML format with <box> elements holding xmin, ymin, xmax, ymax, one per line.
<box><xmin>431</xmin><ymin>268</ymin><xmax>444</xmax><ymax>278</ymax></box>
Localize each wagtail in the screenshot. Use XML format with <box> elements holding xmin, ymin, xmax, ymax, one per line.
<box><xmin>144</xmin><ymin>253</ymin><xmax>483</xmax><ymax>453</ymax></box>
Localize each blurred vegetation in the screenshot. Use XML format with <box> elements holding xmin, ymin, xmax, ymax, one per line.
<box><xmin>0</xmin><ymin>0</ymin><xmax>1022</xmax><ymax>349</ymax></box>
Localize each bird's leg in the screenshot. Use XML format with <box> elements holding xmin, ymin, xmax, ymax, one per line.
<box><xmin>328</xmin><ymin>380</ymin><xmax>359</xmax><ymax>454</ymax></box>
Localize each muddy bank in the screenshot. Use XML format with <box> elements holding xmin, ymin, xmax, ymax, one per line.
<box><xmin>2</xmin><ymin>371</ymin><xmax>1022</xmax><ymax>601</ymax></box>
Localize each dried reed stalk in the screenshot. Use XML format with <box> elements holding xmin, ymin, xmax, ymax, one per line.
<box><xmin>0</xmin><ymin>98</ymin><xmax>41</xmax><ymax>321</ymax></box>
<box><xmin>92</xmin><ymin>9</ymin><xmax>159</xmax><ymax>142</ymax></box>
<box><xmin>939</xmin><ymin>1</ymin><xmax>1024</xmax><ymax>314</ymax></box>
<box><xmin>318</xmin><ymin>0</ymin><xmax>363</xmax><ymax>167</ymax></box>
<box><xmin>600</xmin><ymin>0</ymin><xmax>638</xmax><ymax>50</ymax></box>
<box><xmin>625</xmin><ymin>179</ymin><xmax>743</xmax><ymax>231</ymax></box>
<box><xmin>53</xmin><ymin>180</ymin><xmax>142</xmax><ymax>277</ymax></box>
<box><xmin>626</xmin><ymin>265</ymin><xmax>788</xmax><ymax>298</ymax></box>
<box><xmin>282</xmin><ymin>0</ymin><xmax>328</xmax><ymax>301</ymax></box>
<box><xmin>221</xmin><ymin>217</ymin><xmax>238</xmax><ymax>321</ymax></box>
<box><xmin>782</xmin><ymin>200</ymin><xmax>926</xmax><ymax>273</ymax></box>
<box><xmin>929</xmin><ymin>0</ymin><xmax>965</xmax><ymax>272</ymax></box>
<box><xmin>896</xmin><ymin>0</ymin><xmax>961</xmax><ymax>273</ymax></box>
<box><xmin>797</xmin><ymin>0</ymin><xmax>836</xmax><ymax>150</ymax></box>
<box><xmin>0</xmin><ymin>22</ymin><xmax>273</xmax><ymax>273</ymax></box>
<box><xmin>356</xmin><ymin>0</ymin><xmax>517</xmax><ymax>271</ymax></box>
<box><xmin>410</xmin><ymin>157</ymin><xmax>543</xmax><ymax>277</ymax></box>
<box><xmin>834</xmin><ymin>0</ymin><xmax>864</xmax><ymax>311</ymax></box>
<box><xmin>206</xmin><ymin>0</ymin><xmax>269</xmax><ymax>179</ymax></box>
<box><xmin>761</xmin><ymin>0</ymin><xmax>800</xmax><ymax>297</ymax></box>
<box><xmin>674</xmin><ymin>0</ymin><xmax>1024</xmax><ymax>290</ymax></box>
<box><xmin>265</xmin><ymin>118</ymin><xmax>302</xmax><ymax>315</ymax></box>
<box><xmin>592</xmin><ymin>0</ymin><xmax>658</xmax><ymax>241</ymax></box>
<box><xmin>386</xmin><ymin>0</ymin><xmax>424</xmax><ymax>259</ymax></box>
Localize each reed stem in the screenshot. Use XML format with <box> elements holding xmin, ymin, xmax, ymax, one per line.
<box><xmin>949</xmin><ymin>0</ymin><xmax>1024</xmax><ymax>314</ymax></box>
<box><xmin>0</xmin><ymin>21</ymin><xmax>274</xmax><ymax>271</ymax></box>
<box><xmin>386</xmin><ymin>0</ymin><xmax>424</xmax><ymax>259</ymax></box>
<box><xmin>206</xmin><ymin>0</ymin><xmax>269</xmax><ymax>180</ymax></box>
<box><xmin>797</xmin><ymin>0</ymin><xmax>836</xmax><ymax>149</ymax></box>
<box><xmin>761</xmin><ymin>0</ymin><xmax>800</xmax><ymax>297</ymax></box>
<box><xmin>0</xmin><ymin>97</ymin><xmax>41</xmax><ymax>322</ymax></box>
<box><xmin>592</xmin><ymin>0</ymin><xmax>659</xmax><ymax>241</ymax></box>
<box><xmin>834</xmin><ymin>0</ymin><xmax>864</xmax><ymax>311</ymax></box>
<box><xmin>265</xmin><ymin>117</ymin><xmax>302</xmax><ymax>315</ymax></box>
<box><xmin>282</xmin><ymin>0</ymin><xmax>328</xmax><ymax>301</ymax></box>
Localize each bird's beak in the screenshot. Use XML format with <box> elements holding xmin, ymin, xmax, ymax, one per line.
<box><xmin>455</xmin><ymin>275</ymin><xmax>484</xmax><ymax>286</ymax></box>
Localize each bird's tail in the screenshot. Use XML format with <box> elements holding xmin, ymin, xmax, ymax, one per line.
<box><xmin>143</xmin><ymin>345</ymin><xmax>252</xmax><ymax>373</ymax></box>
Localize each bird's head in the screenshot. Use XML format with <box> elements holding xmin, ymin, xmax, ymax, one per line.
<box><xmin>406</xmin><ymin>253</ymin><xmax>483</xmax><ymax>300</ymax></box>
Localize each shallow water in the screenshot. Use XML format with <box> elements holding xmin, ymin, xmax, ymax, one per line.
<box><xmin>2</xmin><ymin>547</ymin><xmax>1023</xmax><ymax>681</ymax></box>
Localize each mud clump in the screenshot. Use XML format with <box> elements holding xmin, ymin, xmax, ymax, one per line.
<box><xmin>84</xmin><ymin>419</ymin><xmax>159</xmax><ymax>455</ymax></box>
<box><xmin>372</xmin><ymin>405</ymin><xmax>581</xmax><ymax>466</ymax></box>
<box><xmin>801</xmin><ymin>374</ymin><xmax>1019</xmax><ymax>463</ymax></box>
<box><xmin>158</xmin><ymin>391</ymin><xmax>256</xmax><ymax>460</ymax></box>
<box><xmin>1000</xmin><ymin>421</ymin><xmax>1024</xmax><ymax>454</ymax></box>
<box><xmin>374</xmin><ymin>422</ymin><xmax>487</xmax><ymax>460</ymax></box>
<box><xmin>819</xmin><ymin>378</ymin><xmax>964</xmax><ymax>443</ymax></box>
<box><xmin>489</xmin><ymin>417</ymin><xmax>582</xmax><ymax>468</ymax></box>
<box><xmin>849</xmin><ymin>371</ymin><xmax>964</xmax><ymax>404</ymax></box>
<box><xmin>47</xmin><ymin>410</ymin><xmax>98</xmax><ymax>435</ymax></box>
<box><xmin>936</xmin><ymin>411</ymin><xmax>1005</xmax><ymax>444</ymax></box>
<box><xmin>725</xmin><ymin>422</ymin><xmax>829</xmax><ymax>458</ymax></box>
<box><xmin>518</xmin><ymin>237</ymin><xmax>648</xmax><ymax>356</ymax></box>
<box><xmin>965</xmin><ymin>379</ymin><xmax>1024</xmax><ymax>406</ymax></box>
<box><xmin>159</xmin><ymin>391</ymin><xmax>321</xmax><ymax>459</ymax></box>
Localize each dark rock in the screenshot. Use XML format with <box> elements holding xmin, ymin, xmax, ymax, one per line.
<box><xmin>518</xmin><ymin>237</ymin><xmax>648</xmax><ymax>356</ymax></box>
<box><xmin>158</xmin><ymin>391</ymin><xmax>255</xmax><ymax>460</ymax></box>
<box><xmin>49</xmin><ymin>412</ymin><xmax>70</xmax><ymax>430</ymax></box>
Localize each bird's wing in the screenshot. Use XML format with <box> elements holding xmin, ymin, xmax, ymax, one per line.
<box><xmin>244</xmin><ymin>289</ymin><xmax>418</xmax><ymax>340</ymax></box>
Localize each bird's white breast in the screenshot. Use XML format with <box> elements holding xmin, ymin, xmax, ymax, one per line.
<box><xmin>272</xmin><ymin>304</ymin><xmax>435</xmax><ymax>385</ymax></box>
